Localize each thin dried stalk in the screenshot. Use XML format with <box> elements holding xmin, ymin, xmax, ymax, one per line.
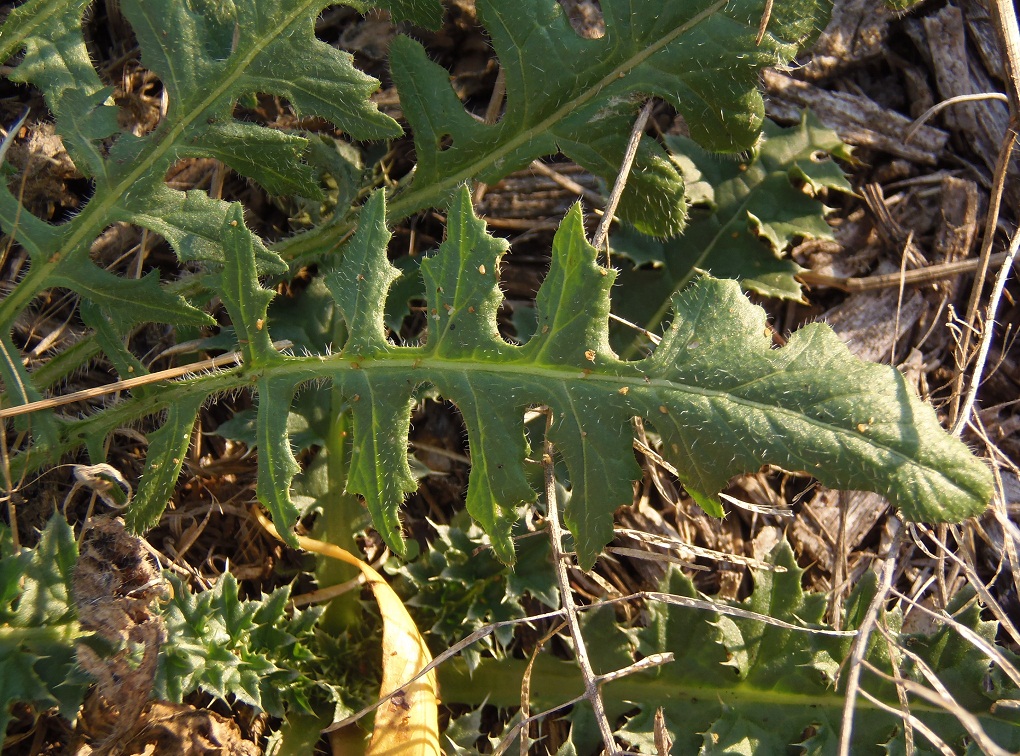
<box><xmin>542</xmin><ymin>418</ymin><xmax>620</xmax><ymax>755</ymax></box>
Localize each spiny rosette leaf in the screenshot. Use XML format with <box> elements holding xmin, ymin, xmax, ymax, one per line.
<box><xmin>327</xmin><ymin>187</ymin><xmax>990</xmax><ymax>568</ymax></box>
<box><xmin>438</xmin><ymin>545</ymin><xmax>1020</xmax><ymax>752</ymax></box>
<box><xmin>616</xmin><ymin>545</ymin><xmax>1020</xmax><ymax>753</ymax></box>
<box><xmin>157</xmin><ymin>573</ymin><xmax>342</xmax><ymax>719</ymax></box>
<box><xmin>388</xmin><ymin>0</ymin><xmax>829</xmax><ymax>233</ymax></box>
<box><xmin>0</xmin><ymin>518</ymin><xmax>86</xmax><ymax>737</ymax></box>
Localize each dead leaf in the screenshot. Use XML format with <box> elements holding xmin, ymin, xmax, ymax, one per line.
<box><xmin>255</xmin><ymin>510</ymin><xmax>440</xmax><ymax>756</ymax></box>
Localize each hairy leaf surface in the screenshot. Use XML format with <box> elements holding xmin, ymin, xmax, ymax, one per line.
<box><xmin>309</xmin><ymin>188</ymin><xmax>989</xmax><ymax>567</ymax></box>
<box><xmin>0</xmin><ymin>0</ymin><xmax>399</xmax><ymax>412</ymax></box>
<box><xmin>127</xmin><ymin>395</ymin><xmax>204</xmax><ymax>533</ymax></box>
<box><xmin>387</xmin><ymin>0</ymin><xmax>829</xmax><ymax>234</ymax></box>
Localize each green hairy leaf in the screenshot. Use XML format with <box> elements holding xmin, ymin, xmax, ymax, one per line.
<box><xmin>438</xmin><ymin>544</ymin><xmax>1020</xmax><ymax>753</ymax></box>
<box><xmin>1</xmin><ymin>0</ymin><xmax>1006</xmax><ymax>747</ymax></box>
<box><xmin>624</xmin><ymin>547</ymin><xmax>1020</xmax><ymax>754</ymax></box>
<box><xmin>0</xmin><ymin>0</ymin><xmax>399</xmax><ymax>413</ymax></box>
<box><xmin>127</xmin><ymin>395</ymin><xmax>204</xmax><ymax>533</ymax></box>
<box><xmin>245</xmin><ymin>189</ymin><xmax>988</xmax><ymax>568</ymax></box>
<box><xmin>387</xmin><ymin>0</ymin><xmax>829</xmax><ymax>235</ymax></box>
<box><xmin>219</xmin><ymin>204</ymin><xmax>277</xmax><ymax>366</ymax></box>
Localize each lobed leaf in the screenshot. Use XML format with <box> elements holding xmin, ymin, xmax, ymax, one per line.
<box><xmin>321</xmin><ymin>188</ymin><xmax>990</xmax><ymax>567</ymax></box>
<box><xmin>79</xmin><ymin>302</ymin><xmax>150</xmax><ymax>384</ymax></box>
<box><xmin>0</xmin><ymin>0</ymin><xmax>399</xmax><ymax>411</ymax></box>
<box><xmin>127</xmin><ymin>395</ymin><xmax>204</xmax><ymax>533</ymax></box>
<box><xmin>50</xmin><ymin>263</ymin><xmax>212</xmax><ymax>330</ymax></box>
<box><xmin>438</xmin><ymin>545</ymin><xmax>1020</xmax><ymax>752</ymax></box>
<box><xmin>255</xmin><ymin>377</ymin><xmax>303</xmax><ymax>548</ymax></box>
<box><xmin>218</xmin><ymin>204</ymin><xmax>277</xmax><ymax>365</ymax></box>
<box><xmin>325</xmin><ymin>191</ymin><xmax>401</xmax><ymax>357</ymax></box>
<box><xmin>387</xmin><ymin>0</ymin><xmax>829</xmax><ymax>233</ymax></box>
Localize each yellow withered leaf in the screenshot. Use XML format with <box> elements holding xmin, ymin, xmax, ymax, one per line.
<box><xmin>255</xmin><ymin>510</ymin><xmax>440</xmax><ymax>755</ymax></box>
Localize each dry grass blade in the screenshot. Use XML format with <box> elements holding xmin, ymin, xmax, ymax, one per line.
<box><xmin>519</xmin><ymin>622</ymin><xmax>562</xmax><ymax>756</ymax></box>
<box><xmin>614</xmin><ymin>527</ymin><xmax>790</xmax><ymax>571</ymax></box>
<box><xmin>0</xmin><ymin>340</ymin><xmax>294</xmax><ymax>419</ymax></box>
<box><xmin>911</xmin><ymin>523</ymin><xmax>1020</xmax><ymax>648</ymax></box>
<box><xmin>856</xmin><ymin>688</ymin><xmax>956</xmax><ymax>756</ymax></box>
<box><xmin>862</xmin><ymin>656</ymin><xmax>1014</xmax><ymax>756</ymax></box>
<box><xmin>592</xmin><ymin>99</ymin><xmax>654</xmax><ymax>255</ymax></box>
<box><xmin>838</xmin><ymin>518</ymin><xmax>902</xmax><ymax>756</ymax></box>
<box><xmin>952</xmin><ymin>222</ymin><xmax>1020</xmax><ymax>436</ymax></box>
<box><xmin>541</xmin><ymin>425</ymin><xmax>620</xmax><ymax>754</ymax></box>
<box><xmin>950</xmin><ymin>0</ymin><xmax>1020</xmax><ymax>426</ymax></box>
<box><xmin>904</xmin><ymin>92</ymin><xmax>1011</xmax><ymax>144</ymax></box>
<box><xmin>615</xmin><ymin>591</ymin><xmax>855</xmax><ymax>636</ymax></box>
<box><xmin>797</xmin><ymin>251</ymin><xmax>1014</xmax><ymax>292</ymax></box>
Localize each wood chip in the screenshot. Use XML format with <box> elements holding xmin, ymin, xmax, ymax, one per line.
<box><xmin>924</xmin><ymin>5</ymin><xmax>1010</xmax><ymax>175</ymax></box>
<box><xmin>798</xmin><ymin>0</ymin><xmax>898</xmax><ymax>80</ymax></box>
<box><xmin>962</xmin><ymin>0</ymin><xmax>1007</xmax><ymax>80</ymax></box>
<box><xmin>763</xmin><ymin>69</ymin><xmax>949</xmax><ymax>164</ymax></box>
<box><xmin>822</xmin><ymin>281</ymin><xmax>927</xmax><ymax>363</ymax></box>
<box><xmin>790</xmin><ymin>489</ymin><xmax>889</xmax><ymax>573</ymax></box>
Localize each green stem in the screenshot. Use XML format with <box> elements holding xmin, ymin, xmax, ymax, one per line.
<box><xmin>0</xmin><ymin>620</ymin><xmax>83</xmax><ymax>646</ymax></box>
<box><xmin>313</xmin><ymin>318</ymin><xmax>367</xmax><ymax>632</ymax></box>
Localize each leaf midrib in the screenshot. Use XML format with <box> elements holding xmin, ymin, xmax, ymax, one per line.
<box><xmin>438</xmin><ymin>654</ymin><xmax>985</xmax><ymax>723</ymax></box>
<box><xmin>18</xmin><ymin>350</ymin><xmax>975</xmax><ymax>500</ymax></box>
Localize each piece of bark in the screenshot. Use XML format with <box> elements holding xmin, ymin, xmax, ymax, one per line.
<box><xmin>798</xmin><ymin>0</ymin><xmax>899</xmax><ymax>80</ymax></box>
<box><xmin>924</xmin><ymin>5</ymin><xmax>1010</xmax><ymax>175</ymax></box>
<box><xmin>764</xmin><ymin>69</ymin><xmax>949</xmax><ymax>164</ymax></box>
<box><xmin>896</xmin><ymin>57</ymin><xmax>938</xmax><ymax>119</ymax></box>
<box><xmin>962</xmin><ymin>0</ymin><xmax>1007</xmax><ymax>81</ymax></box>
<box><xmin>933</xmin><ymin>176</ymin><xmax>981</xmax><ymax>299</ymax></box>
<box><xmin>822</xmin><ymin>271</ymin><xmax>927</xmax><ymax>363</ymax></box>
<box><xmin>790</xmin><ymin>489</ymin><xmax>889</xmax><ymax>573</ymax></box>
<box><xmin>933</xmin><ymin>176</ymin><xmax>981</xmax><ymax>263</ymax></box>
<box><xmin>478</xmin><ymin>164</ymin><xmax>599</xmax><ymax>222</ymax></box>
